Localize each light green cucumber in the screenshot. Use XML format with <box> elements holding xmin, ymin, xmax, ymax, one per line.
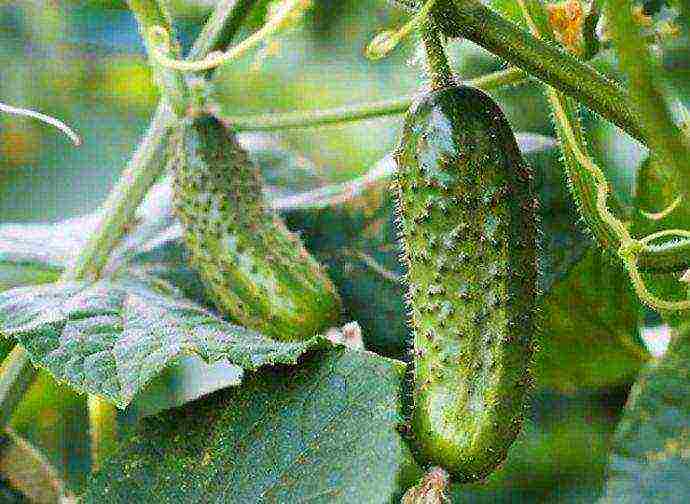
<box><xmin>171</xmin><ymin>114</ymin><xmax>341</xmax><ymax>341</ymax></box>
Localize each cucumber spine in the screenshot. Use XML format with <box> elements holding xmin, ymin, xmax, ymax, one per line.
<box><xmin>171</xmin><ymin>113</ymin><xmax>341</xmax><ymax>341</ymax></box>
<box><xmin>394</xmin><ymin>85</ymin><xmax>539</xmax><ymax>481</ymax></box>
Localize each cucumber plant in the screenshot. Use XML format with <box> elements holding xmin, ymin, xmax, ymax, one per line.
<box><xmin>0</xmin><ymin>0</ymin><xmax>688</xmax><ymax>502</ymax></box>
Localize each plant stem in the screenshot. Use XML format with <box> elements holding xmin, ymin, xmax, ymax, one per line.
<box><xmin>0</xmin><ymin>346</ymin><xmax>36</xmax><ymax>429</ymax></box>
<box><xmin>214</xmin><ymin>66</ymin><xmax>526</xmax><ymax>131</ymax></box>
<box><xmin>516</xmin><ymin>0</ymin><xmax>690</xmax><ymax>275</ymax></box>
<box><xmin>0</xmin><ymin>0</ymin><xmax>261</xmax><ymax>472</ymax></box>
<box><xmin>64</xmin><ymin>102</ymin><xmax>175</xmax><ymax>281</ymax></box>
<box><xmin>405</xmin><ymin>0</ymin><xmax>646</xmax><ymax>144</ymax></box>
<box><xmin>188</xmin><ymin>0</ymin><xmax>262</xmax><ymax>60</ymax></box>
<box><xmin>88</xmin><ymin>395</ymin><xmax>118</xmax><ymax>471</ymax></box>
<box><xmin>148</xmin><ymin>0</ymin><xmax>310</xmax><ymax>73</ymax></box>
<box><xmin>420</xmin><ymin>17</ymin><xmax>455</xmax><ymax>90</ymax></box>
<box><xmin>606</xmin><ymin>0</ymin><xmax>689</xmax><ymax>196</ymax></box>
<box><xmin>127</xmin><ymin>0</ymin><xmax>188</xmax><ymax>116</ymax></box>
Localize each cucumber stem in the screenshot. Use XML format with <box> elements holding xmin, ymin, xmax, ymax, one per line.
<box><xmin>420</xmin><ymin>18</ymin><xmax>455</xmax><ymax>90</ymax></box>
<box><xmin>0</xmin><ymin>346</ymin><xmax>36</xmax><ymax>430</ymax></box>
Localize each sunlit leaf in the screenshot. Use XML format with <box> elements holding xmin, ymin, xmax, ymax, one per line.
<box><xmin>0</xmin><ymin>279</ymin><xmax>328</xmax><ymax>408</ymax></box>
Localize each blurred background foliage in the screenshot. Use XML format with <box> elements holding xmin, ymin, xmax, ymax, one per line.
<box><xmin>0</xmin><ymin>0</ymin><xmax>688</xmax><ymax>501</ymax></box>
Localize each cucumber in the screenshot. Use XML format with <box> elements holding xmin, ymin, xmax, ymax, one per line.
<box><xmin>394</xmin><ymin>85</ymin><xmax>539</xmax><ymax>481</ymax></box>
<box><xmin>171</xmin><ymin>114</ymin><xmax>341</xmax><ymax>341</ymax></box>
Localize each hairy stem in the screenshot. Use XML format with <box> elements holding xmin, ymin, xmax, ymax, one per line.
<box><xmin>64</xmin><ymin>103</ymin><xmax>174</xmax><ymax>281</ymax></box>
<box><xmin>127</xmin><ymin>0</ymin><xmax>188</xmax><ymax>116</ymax></box>
<box><xmin>213</xmin><ymin>66</ymin><xmax>526</xmax><ymax>131</ymax></box>
<box><xmin>517</xmin><ymin>0</ymin><xmax>690</xmax><ymax>275</ymax></box>
<box><xmin>606</xmin><ymin>0</ymin><xmax>689</xmax><ymax>196</ymax></box>
<box><xmin>420</xmin><ymin>17</ymin><xmax>454</xmax><ymax>89</ymax></box>
<box><xmin>405</xmin><ymin>0</ymin><xmax>646</xmax><ymax>144</ymax></box>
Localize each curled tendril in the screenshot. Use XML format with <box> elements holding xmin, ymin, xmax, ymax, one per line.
<box><xmin>147</xmin><ymin>0</ymin><xmax>312</xmax><ymax>72</ymax></box>
<box><xmin>516</xmin><ymin>0</ymin><xmax>690</xmax><ymax>312</ymax></box>
<box><xmin>0</xmin><ymin>102</ymin><xmax>81</xmax><ymax>146</ymax></box>
<box><xmin>640</xmin><ymin>229</ymin><xmax>690</xmax><ymax>246</ymax></box>
<box><xmin>640</xmin><ymin>195</ymin><xmax>683</xmax><ymax>221</ymax></box>
<box><xmin>551</xmin><ymin>87</ymin><xmax>690</xmax><ymax>312</ymax></box>
<box><xmin>365</xmin><ymin>0</ymin><xmax>438</xmax><ymax>60</ymax></box>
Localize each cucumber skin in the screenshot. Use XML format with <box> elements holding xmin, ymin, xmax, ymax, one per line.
<box><xmin>394</xmin><ymin>86</ymin><xmax>539</xmax><ymax>481</ymax></box>
<box><xmin>171</xmin><ymin>114</ymin><xmax>341</xmax><ymax>341</ymax></box>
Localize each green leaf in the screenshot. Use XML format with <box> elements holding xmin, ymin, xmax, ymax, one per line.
<box><xmin>82</xmin><ymin>347</ymin><xmax>421</xmax><ymax>502</ymax></box>
<box><xmin>0</xmin><ymin>279</ymin><xmax>328</xmax><ymax>408</ymax></box>
<box><xmin>0</xmin><ymin>221</ymin><xmax>72</xmax><ymax>291</ymax></box>
<box><xmin>0</xmin><ymin>333</ymin><xmax>14</xmax><ymax>362</ymax></box>
<box><xmin>600</xmin><ymin>322</ymin><xmax>690</xmax><ymax>502</ymax></box>
<box><xmin>535</xmin><ymin>248</ymin><xmax>649</xmax><ymax>392</ymax></box>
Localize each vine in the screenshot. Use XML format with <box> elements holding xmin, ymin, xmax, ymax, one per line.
<box><xmin>0</xmin><ymin>0</ymin><xmax>261</xmax><ymax>469</ymax></box>
<box><xmin>147</xmin><ymin>0</ymin><xmax>312</xmax><ymax>73</ymax></box>
<box><xmin>0</xmin><ymin>102</ymin><xmax>81</xmax><ymax>146</ymax></box>
<box><xmin>516</xmin><ymin>0</ymin><xmax>690</xmax><ymax>311</ymax></box>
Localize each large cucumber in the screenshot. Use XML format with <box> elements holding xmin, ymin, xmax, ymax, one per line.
<box><xmin>394</xmin><ymin>85</ymin><xmax>540</xmax><ymax>481</ymax></box>
<box><xmin>171</xmin><ymin>114</ymin><xmax>341</xmax><ymax>341</ymax></box>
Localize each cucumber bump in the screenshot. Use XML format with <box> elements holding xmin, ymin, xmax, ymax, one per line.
<box><xmin>394</xmin><ymin>85</ymin><xmax>539</xmax><ymax>481</ymax></box>
<box><xmin>171</xmin><ymin>113</ymin><xmax>341</xmax><ymax>341</ymax></box>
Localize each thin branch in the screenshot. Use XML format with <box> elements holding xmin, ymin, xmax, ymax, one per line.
<box><xmin>606</xmin><ymin>0</ymin><xmax>689</xmax><ymax>195</ymax></box>
<box><xmin>0</xmin><ymin>102</ymin><xmax>81</xmax><ymax>146</ymax></box>
<box><xmin>148</xmin><ymin>0</ymin><xmax>311</xmax><ymax>72</ymax></box>
<box><xmin>188</xmin><ymin>0</ymin><xmax>262</xmax><ymax>60</ymax></box>
<box><xmin>405</xmin><ymin>0</ymin><xmax>647</xmax><ymax>144</ymax></box>
<box><xmin>214</xmin><ymin>67</ymin><xmax>526</xmax><ymax>131</ymax></box>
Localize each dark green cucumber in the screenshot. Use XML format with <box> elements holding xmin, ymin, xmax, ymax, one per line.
<box><xmin>171</xmin><ymin>114</ymin><xmax>341</xmax><ymax>341</ymax></box>
<box><xmin>394</xmin><ymin>86</ymin><xmax>539</xmax><ymax>481</ymax></box>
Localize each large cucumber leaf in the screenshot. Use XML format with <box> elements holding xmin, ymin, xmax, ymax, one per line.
<box><xmin>600</xmin><ymin>321</ymin><xmax>690</xmax><ymax>503</ymax></box>
<box><xmin>81</xmin><ymin>347</ymin><xmax>421</xmax><ymax>503</ymax></box>
<box><xmin>0</xmin><ymin>279</ymin><xmax>328</xmax><ymax>408</ymax></box>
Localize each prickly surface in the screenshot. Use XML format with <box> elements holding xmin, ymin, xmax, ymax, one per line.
<box><xmin>394</xmin><ymin>86</ymin><xmax>539</xmax><ymax>481</ymax></box>
<box><xmin>171</xmin><ymin>114</ymin><xmax>341</xmax><ymax>341</ymax></box>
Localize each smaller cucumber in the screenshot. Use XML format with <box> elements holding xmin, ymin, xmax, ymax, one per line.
<box><xmin>394</xmin><ymin>85</ymin><xmax>539</xmax><ymax>481</ymax></box>
<box><xmin>171</xmin><ymin>114</ymin><xmax>341</xmax><ymax>341</ymax></box>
